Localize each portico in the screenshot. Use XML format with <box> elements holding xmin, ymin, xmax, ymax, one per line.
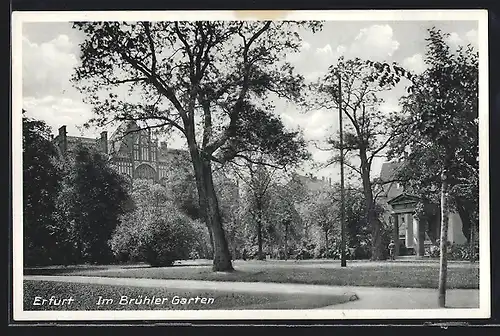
<box><xmin>388</xmin><ymin>194</ymin><xmax>427</xmax><ymax>257</ymax></box>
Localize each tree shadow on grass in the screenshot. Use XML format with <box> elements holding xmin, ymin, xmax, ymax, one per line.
<box><xmin>23</xmin><ymin>261</ymin><xmax>214</xmax><ymax>276</ymax></box>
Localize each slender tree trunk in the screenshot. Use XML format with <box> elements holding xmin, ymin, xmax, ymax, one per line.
<box><xmin>470</xmin><ymin>224</ymin><xmax>475</xmax><ymax>263</ymax></box>
<box><xmin>256</xmin><ymin>201</ymin><xmax>265</xmax><ymax>260</ymax></box>
<box><xmin>324</xmin><ymin>229</ymin><xmax>329</xmax><ymax>257</ymax></box>
<box><xmin>438</xmin><ymin>168</ymin><xmax>450</xmax><ymax>307</ymax></box>
<box><xmin>188</xmin><ymin>139</ymin><xmax>233</xmax><ymax>271</ymax></box>
<box><xmin>284</xmin><ymin>221</ymin><xmax>288</xmax><ymax>260</ymax></box>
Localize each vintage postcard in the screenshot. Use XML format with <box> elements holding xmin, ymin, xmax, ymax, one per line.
<box><xmin>11</xmin><ymin>9</ymin><xmax>490</xmax><ymax>322</ymax></box>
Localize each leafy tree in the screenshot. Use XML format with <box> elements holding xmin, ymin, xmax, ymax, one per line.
<box><xmin>110</xmin><ymin>179</ymin><xmax>199</xmax><ymax>266</ymax></box>
<box><xmin>387</xmin><ymin>27</ymin><xmax>478</xmax><ymax>306</ymax></box>
<box><xmin>56</xmin><ymin>144</ymin><xmax>132</xmax><ymax>264</ymax></box>
<box><xmin>236</xmin><ymin>160</ymin><xmax>276</xmax><ymax>260</ymax></box>
<box><xmin>266</xmin><ymin>174</ymin><xmax>306</xmax><ymax>259</ymax></box>
<box><xmin>71</xmin><ymin>21</ymin><xmax>318</xmax><ymax>271</ymax></box>
<box><xmin>23</xmin><ymin>112</ymin><xmax>64</xmax><ymax>266</ymax></box>
<box><xmin>388</xmin><ymin>29</ymin><xmax>479</xmax><ymax>248</ymax></box>
<box><xmin>305</xmin><ymin>185</ymin><xmax>339</xmax><ymax>256</ymax></box>
<box><xmin>315</xmin><ymin>57</ymin><xmax>408</xmax><ymax>260</ymax></box>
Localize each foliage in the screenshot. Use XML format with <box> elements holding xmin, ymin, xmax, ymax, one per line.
<box><xmin>314</xmin><ymin>57</ymin><xmax>411</xmax><ymax>260</ymax></box>
<box><xmin>109</xmin><ymin>180</ymin><xmax>200</xmax><ymax>266</ymax></box>
<box><xmin>388</xmin><ymin>27</ymin><xmax>479</xmax><ymax>242</ymax></box>
<box><xmin>294</xmin><ymin>241</ymin><xmax>317</xmax><ymax>260</ymax></box>
<box><xmin>304</xmin><ymin>184</ymin><xmax>339</xmax><ymax>252</ymax></box>
<box><xmin>55</xmin><ymin>144</ymin><xmax>132</xmax><ymax>264</ymax></box>
<box><xmin>22</xmin><ymin>112</ymin><xmax>64</xmax><ymax>266</ymax></box>
<box><xmin>428</xmin><ymin>241</ymin><xmax>479</xmax><ymax>261</ymax></box>
<box><xmin>71</xmin><ymin>21</ymin><xmax>321</xmax><ymax>270</ymax></box>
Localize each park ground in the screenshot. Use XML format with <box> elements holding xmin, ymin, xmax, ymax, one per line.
<box><xmin>23</xmin><ymin>258</ymin><xmax>480</xmax><ymax>310</ymax></box>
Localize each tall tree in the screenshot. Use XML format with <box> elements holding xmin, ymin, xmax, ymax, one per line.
<box><xmin>23</xmin><ymin>112</ymin><xmax>63</xmax><ymax>266</ymax></box>
<box><xmin>388</xmin><ymin>27</ymin><xmax>478</xmax><ymax>306</ymax></box>
<box><xmin>305</xmin><ymin>184</ymin><xmax>338</xmax><ymax>255</ymax></box>
<box><xmin>56</xmin><ymin>144</ymin><xmax>132</xmax><ymax>264</ymax></box>
<box><xmin>236</xmin><ymin>160</ymin><xmax>276</xmax><ymax>260</ymax></box>
<box><xmin>267</xmin><ymin>174</ymin><xmax>307</xmax><ymax>259</ymax></box>
<box><xmin>71</xmin><ymin>21</ymin><xmax>317</xmax><ymax>271</ymax></box>
<box><xmin>315</xmin><ymin>57</ymin><xmax>407</xmax><ymax>260</ymax></box>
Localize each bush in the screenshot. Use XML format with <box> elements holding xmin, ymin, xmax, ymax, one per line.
<box><xmin>110</xmin><ymin>206</ymin><xmax>198</xmax><ymax>267</ymax></box>
<box><xmin>427</xmin><ymin>241</ymin><xmax>479</xmax><ymax>261</ymax></box>
<box><xmin>294</xmin><ymin>241</ymin><xmax>316</xmax><ymax>260</ymax></box>
<box><xmin>241</xmin><ymin>245</ymin><xmax>260</xmax><ymax>260</ymax></box>
<box><xmin>351</xmin><ymin>243</ymin><xmax>371</xmax><ymax>260</ymax></box>
<box><xmin>318</xmin><ymin>246</ymin><xmax>340</xmax><ymax>259</ymax></box>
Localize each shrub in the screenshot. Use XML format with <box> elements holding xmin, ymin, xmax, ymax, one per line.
<box><xmin>294</xmin><ymin>241</ymin><xmax>316</xmax><ymax>260</ymax></box>
<box><xmin>110</xmin><ymin>206</ymin><xmax>198</xmax><ymax>267</ymax></box>
<box><xmin>351</xmin><ymin>243</ymin><xmax>371</xmax><ymax>260</ymax></box>
<box><xmin>427</xmin><ymin>241</ymin><xmax>479</xmax><ymax>261</ymax></box>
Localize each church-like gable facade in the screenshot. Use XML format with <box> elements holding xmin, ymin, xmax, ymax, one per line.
<box><xmin>53</xmin><ymin>121</ymin><xmax>191</xmax><ymax>184</ymax></box>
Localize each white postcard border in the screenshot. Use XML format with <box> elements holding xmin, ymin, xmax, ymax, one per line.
<box><xmin>11</xmin><ymin>9</ymin><xmax>491</xmax><ymax>321</ymax></box>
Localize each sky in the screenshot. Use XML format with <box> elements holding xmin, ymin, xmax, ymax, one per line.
<box><xmin>20</xmin><ymin>18</ymin><xmax>479</xmax><ymax>184</ymax></box>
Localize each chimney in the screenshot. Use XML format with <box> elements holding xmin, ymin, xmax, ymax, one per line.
<box><xmin>329</xmin><ymin>177</ymin><xmax>332</xmax><ymax>185</ymax></box>
<box><xmin>100</xmin><ymin>131</ymin><xmax>108</xmax><ymax>154</ymax></box>
<box><xmin>322</xmin><ymin>176</ymin><xmax>325</xmax><ymax>181</ymax></box>
<box><xmin>58</xmin><ymin>126</ymin><xmax>67</xmax><ymax>154</ymax></box>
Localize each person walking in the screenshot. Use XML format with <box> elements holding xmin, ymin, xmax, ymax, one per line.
<box><xmin>388</xmin><ymin>240</ymin><xmax>396</xmax><ymax>260</ymax></box>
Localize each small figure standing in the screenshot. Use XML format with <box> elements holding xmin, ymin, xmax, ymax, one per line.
<box><xmin>388</xmin><ymin>240</ymin><xmax>396</xmax><ymax>260</ymax></box>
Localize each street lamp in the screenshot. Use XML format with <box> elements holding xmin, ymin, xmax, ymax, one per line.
<box><xmin>338</xmin><ymin>72</ymin><xmax>347</xmax><ymax>268</ymax></box>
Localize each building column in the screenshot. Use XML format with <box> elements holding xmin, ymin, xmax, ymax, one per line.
<box><xmin>405</xmin><ymin>213</ymin><xmax>413</xmax><ymax>249</ymax></box>
<box><xmin>413</xmin><ymin>215</ymin><xmax>425</xmax><ymax>257</ymax></box>
<box><xmin>392</xmin><ymin>213</ymin><xmax>399</xmax><ymax>257</ymax></box>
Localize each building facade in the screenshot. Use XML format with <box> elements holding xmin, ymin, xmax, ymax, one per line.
<box><xmin>377</xmin><ymin>161</ymin><xmax>467</xmax><ymax>257</ymax></box>
<box><xmin>53</xmin><ymin>121</ymin><xmax>192</xmax><ymax>184</ymax></box>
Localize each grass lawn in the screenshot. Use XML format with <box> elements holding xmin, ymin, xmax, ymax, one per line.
<box><xmin>26</xmin><ymin>260</ymin><xmax>479</xmax><ymax>289</ymax></box>
<box><xmin>23</xmin><ymin>280</ymin><xmax>349</xmax><ymax>310</ymax></box>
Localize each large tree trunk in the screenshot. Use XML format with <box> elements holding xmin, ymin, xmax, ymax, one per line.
<box><xmin>188</xmin><ymin>143</ymin><xmax>233</xmax><ymax>272</ymax></box>
<box><xmin>207</xmin><ymin>227</ymin><xmax>214</xmax><ymax>258</ymax></box>
<box><xmin>359</xmin><ymin>148</ymin><xmax>384</xmax><ymax>260</ymax></box>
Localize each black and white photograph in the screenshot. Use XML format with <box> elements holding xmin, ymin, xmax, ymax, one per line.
<box><xmin>12</xmin><ymin>10</ymin><xmax>490</xmax><ymax>321</ymax></box>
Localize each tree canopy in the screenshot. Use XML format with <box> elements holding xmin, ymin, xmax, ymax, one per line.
<box><xmin>388</xmin><ymin>27</ymin><xmax>479</xmax><ymax>242</ymax></box>
<box><xmin>23</xmin><ymin>112</ymin><xmax>63</xmax><ymax>266</ymax></box>
<box><xmin>71</xmin><ymin>20</ymin><xmax>321</xmax><ymax>271</ymax></box>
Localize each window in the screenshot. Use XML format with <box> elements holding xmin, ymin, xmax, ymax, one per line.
<box><xmin>142</xmin><ymin>146</ymin><xmax>149</xmax><ymax>161</ymax></box>
<box><xmin>135</xmin><ymin>164</ymin><xmax>156</xmax><ymax>180</ymax></box>
<box><xmin>133</xmin><ymin>144</ymin><xmax>139</xmax><ymax>160</ymax></box>
<box><xmin>151</xmin><ymin>148</ymin><xmax>156</xmax><ymax>162</ymax></box>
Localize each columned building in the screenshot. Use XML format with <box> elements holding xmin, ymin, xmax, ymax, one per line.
<box><xmin>378</xmin><ymin>161</ymin><xmax>467</xmax><ymax>257</ymax></box>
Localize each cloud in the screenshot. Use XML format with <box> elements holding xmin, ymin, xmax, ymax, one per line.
<box><xmin>446</xmin><ymin>30</ymin><xmax>478</xmax><ymax>51</ymax></box>
<box><xmin>465</xmin><ymin>29</ymin><xmax>478</xmax><ymax>49</ymax></box>
<box><xmin>402</xmin><ymin>53</ymin><xmax>427</xmax><ymax>75</ymax></box>
<box><xmin>300</xmin><ymin>41</ymin><xmax>311</xmax><ymax>51</ymax></box>
<box><xmin>316</xmin><ymin>44</ymin><xmax>333</xmax><ymax>55</ymax></box>
<box><xmin>446</xmin><ymin>32</ymin><xmax>463</xmax><ymax>48</ymax></box>
<box><xmin>23</xmin><ymin>96</ymin><xmax>94</xmax><ymax>136</ymax></box>
<box><xmin>310</xmin><ymin>24</ymin><xmax>400</xmax><ymax>75</ymax></box>
<box><xmin>22</xmin><ymin>35</ymin><xmax>79</xmax><ymax>98</ymax></box>
<box><xmin>348</xmin><ymin>24</ymin><xmax>400</xmax><ymax>61</ymax></box>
